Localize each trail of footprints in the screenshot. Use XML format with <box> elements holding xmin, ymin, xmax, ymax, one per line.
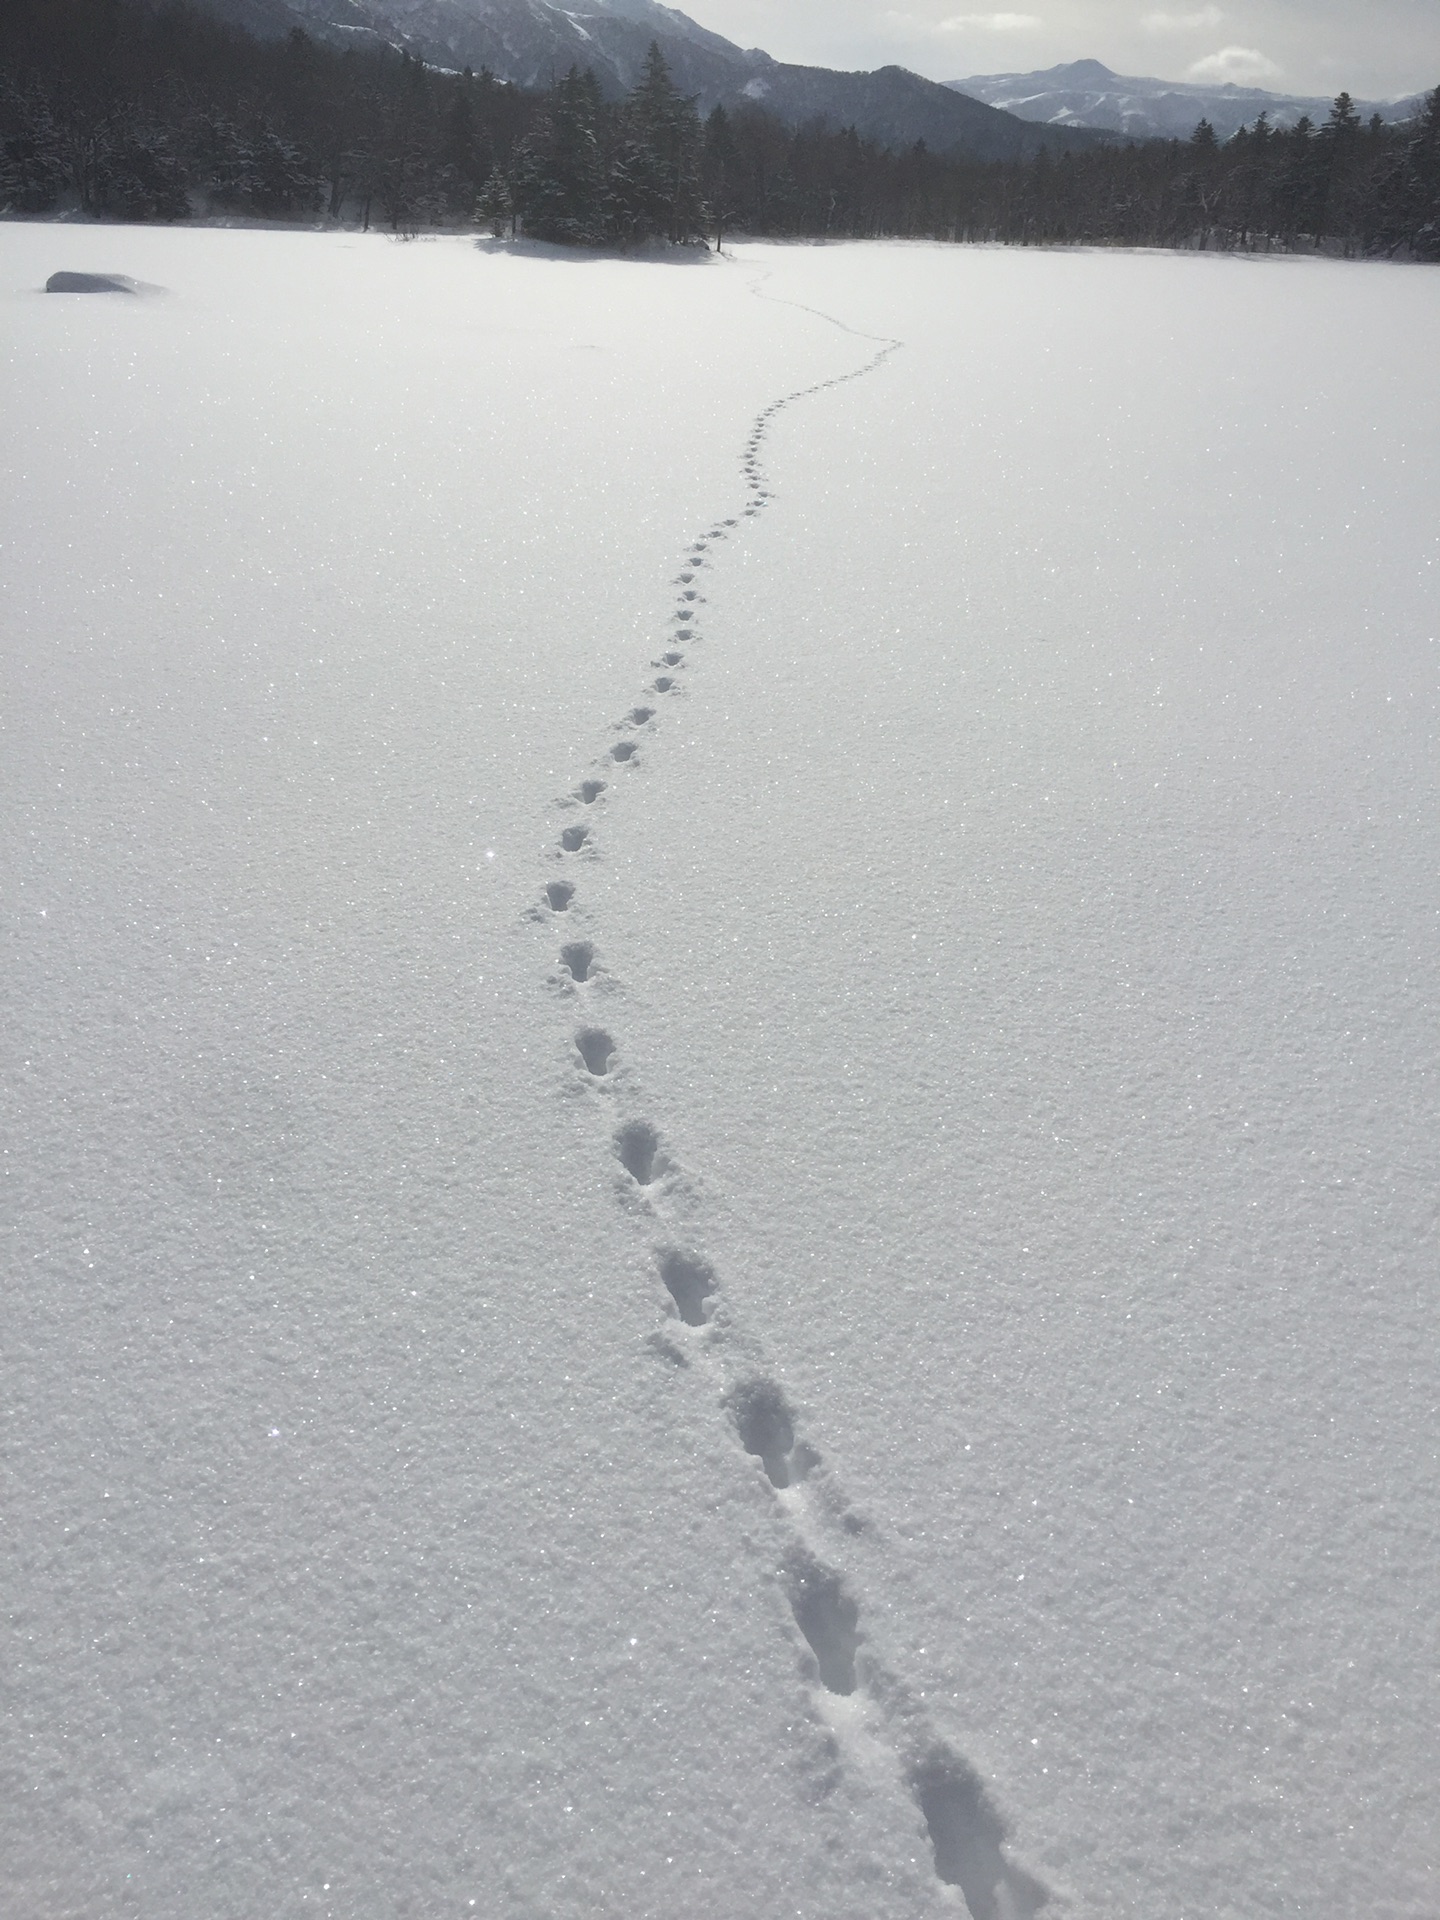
<box><xmin>529</xmin><ymin>319</ymin><xmax>1048</xmax><ymax>1919</ymax></box>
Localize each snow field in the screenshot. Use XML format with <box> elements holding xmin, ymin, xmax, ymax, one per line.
<box><xmin>617</xmin><ymin>242</ymin><xmax>1440</xmax><ymax>1918</ymax></box>
<box><xmin>3</xmin><ymin>226</ymin><xmax>1439</xmax><ymax>1919</ymax></box>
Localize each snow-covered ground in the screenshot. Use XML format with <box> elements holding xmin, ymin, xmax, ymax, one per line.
<box><xmin>2</xmin><ymin>226</ymin><xmax>1437</xmax><ymax>1920</ymax></box>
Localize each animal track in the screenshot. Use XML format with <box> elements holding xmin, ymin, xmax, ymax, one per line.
<box><xmin>614</xmin><ymin>1120</ymin><xmax>664</xmax><ymax>1187</ymax></box>
<box><xmin>559</xmin><ymin>941</ymin><xmax>596</xmax><ymax>983</ymax></box>
<box><xmin>576</xmin><ymin>1028</ymin><xmax>615</xmax><ymax>1077</ymax></box>
<box><xmin>785</xmin><ymin>1554</ymin><xmax>860</xmax><ymax>1697</ymax></box>
<box><xmin>727</xmin><ymin>1378</ymin><xmax>815</xmax><ymax>1490</ymax></box>
<box><xmin>657</xmin><ymin>1248</ymin><xmax>717</xmax><ymax>1326</ymax></box>
<box><xmin>910</xmin><ymin>1753</ymin><xmax>1050</xmax><ymax>1920</ymax></box>
<box><xmin>531</xmin><ymin>295</ymin><xmax>1047</xmax><ymax>1916</ymax></box>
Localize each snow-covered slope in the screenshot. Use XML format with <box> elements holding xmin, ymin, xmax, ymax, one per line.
<box><xmin>948</xmin><ymin>57</ymin><xmax>1426</xmax><ymax>139</ymax></box>
<box><xmin>201</xmin><ymin>0</ymin><xmax>761</xmax><ymax>87</ymax></box>
<box><xmin>3</xmin><ymin>228</ymin><xmax>1438</xmax><ymax>1920</ymax></box>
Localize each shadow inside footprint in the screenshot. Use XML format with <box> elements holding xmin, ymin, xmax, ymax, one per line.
<box><xmin>546</xmin><ymin>882</ymin><xmax>575</xmax><ymax>912</ymax></box>
<box><xmin>657</xmin><ymin>1249</ymin><xmax>716</xmax><ymax>1326</ymax></box>
<box><xmin>728</xmin><ymin>1378</ymin><xmax>812</xmax><ymax>1490</ymax></box>
<box><xmin>785</xmin><ymin>1556</ymin><xmax>859</xmax><ymax>1696</ymax></box>
<box><xmin>910</xmin><ymin>1753</ymin><xmax>1050</xmax><ymax>1920</ymax></box>
<box><xmin>561</xmin><ymin>826</ymin><xmax>588</xmax><ymax>854</ymax></box>
<box><xmin>628</xmin><ymin>707</ymin><xmax>654</xmax><ymax>727</ymax></box>
<box><xmin>611</xmin><ymin>741</ymin><xmax>637</xmax><ymax>763</ymax></box>
<box><xmin>653</xmin><ymin>677</ymin><xmax>675</xmax><ymax>693</ymax></box>
<box><xmin>576</xmin><ymin>1028</ymin><xmax>614</xmax><ymax>1076</ymax></box>
<box><xmin>578</xmin><ymin>780</ymin><xmax>606</xmax><ymax>804</ymax></box>
<box><xmin>560</xmin><ymin>942</ymin><xmax>595</xmax><ymax>983</ymax></box>
<box><xmin>662</xmin><ymin>651</ymin><xmax>683</xmax><ymax>667</ymax></box>
<box><xmin>615</xmin><ymin>1120</ymin><xmax>663</xmax><ymax>1186</ymax></box>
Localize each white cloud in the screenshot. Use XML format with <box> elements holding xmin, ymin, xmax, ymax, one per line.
<box><xmin>1141</xmin><ymin>6</ymin><xmax>1224</xmax><ymax>31</ymax></box>
<box><xmin>1187</xmin><ymin>45</ymin><xmax>1282</xmax><ymax>82</ymax></box>
<box><xmin>938</xmin><ymin>12</ymin><xmax>1044</xmax><ymax>31</ymax></box>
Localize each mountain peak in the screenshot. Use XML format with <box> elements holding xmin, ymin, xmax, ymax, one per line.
<box><xmin>947</xmin><ymin>57</ymin><xmax>1416</xmax><ymax>141</ymax></box>
<box><xmin>1047</xmin><ymin>59</ymin><xmax>1117</xmax><ymax>83</ymax></box>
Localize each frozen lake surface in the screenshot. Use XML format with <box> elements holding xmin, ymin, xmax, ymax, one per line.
<box><xmin>3</xmin><ymin>226</ymin><xmax>1437</xmax><ymax>1919</ymax></box>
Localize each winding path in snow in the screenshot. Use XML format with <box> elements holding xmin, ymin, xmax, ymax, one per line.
<box><xmin>531</xmin><ymin>277</ymin><xmax>1047</xmax><ymax>1920</ymax></box>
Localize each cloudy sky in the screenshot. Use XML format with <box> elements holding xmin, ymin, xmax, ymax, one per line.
<box><xmin>687</xmin><ymin>0</ymin><xmax>1440</xmax><ymax>101</ymax></box>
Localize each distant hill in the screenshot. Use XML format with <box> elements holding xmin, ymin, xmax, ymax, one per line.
<box><xmin>198</xmin><ymin>0</ymin><xmax>1112</xmax><ymax>158</ymax></box>
<box><xmin>946</xmin><ymin>58</ymin><xmax>1427</xmax><ymax>143</ymax></box>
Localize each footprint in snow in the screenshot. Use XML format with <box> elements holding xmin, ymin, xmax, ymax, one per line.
<box><xmin>611</xmin><ymin>741</ymin><xmax>638</xmax><ymax>763</ymax></box>
<box><xmin>660</xmin><ymin>651</ymin><xmax>683</xmax><ymax>667</ymax></box>
<box><xmin>560</xmin><ymin>825</ymin><xmax>589</xmax><ymax>853</ymax></box>
<box><xmin>656</xmin><ymin>1248</ymin><xmax>716</xmax><ymax>1326</ymax></box>
<box><xmin>727</xmin><ymin>1378</ymin><xmax>817</xmax><ymax>1490</ymax></box>
<box><xmin>576</xmin><ymin>1028</ymin><xmax>615</xmax><ymax>1077</ymax></box>
<box><xmin>577</xmin><ymin>779</ymin><xmax>606</xmax><ymax>804</ymax></box>
<box><xmin>546</xmin><ymin>881</ymin><xmax>575</xmax><ymax>912</ymax></box>
<box><xmin>627</xmin><ymin>707</ymin><xmax>654</xmax><ymax>727</ymax></box>
<box><xmin>909</xmin><ymin>1753</ymin><xmax>1050</xmax><ymax>1920</ymax></box>
<box><xmin>785</xmin><ymin>1553</ymin><xmax>860</xmax><ymax>1697</ymax></box>
<box><xmin>653</xmin><ymin>677</ymin><xmax>676</xmax><ymax>694</ymax></box>
<box><xmin>614</xmin><ymin>1120</ymin><xmax>666</xmax><ymax>1187</ymax></box>
<box><xmin>559</xmin><ymin>941</ymin><xmax>596</xmax><ymax>983</ymax></box>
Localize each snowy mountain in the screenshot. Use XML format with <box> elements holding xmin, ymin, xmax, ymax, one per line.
<box><xmin>255</xmin><ymin>0</ymin><xmax>749</xmax><ymax>91</ymax></box>
<box><xmin>946</xmin><ymin>57</ymin><xmax>1426</xmax><ymax>142</ymax></box>
<box><xmin>198</xmin><ymin>0</ymin><xmax>1110</xmax><ymax>157</ymax></box>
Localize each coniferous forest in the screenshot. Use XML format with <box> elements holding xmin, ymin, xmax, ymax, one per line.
<box><xmin>3</xmin><ymin>0</ymin><xmax>1438</xmax><ymax>258</ymax></box>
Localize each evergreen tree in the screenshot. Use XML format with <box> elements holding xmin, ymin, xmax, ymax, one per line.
<box><xmin>513</xmin><ymin>66</ymin><xmax>606</xmax><ymax>245</ymax></box>
<box><xmin>476</xmin><ymin>166</ymin><xmax>514</xmax><ymax>238</ymax></box>
<box><xmin>702</xmin><ymin>101</ymin><xmax>739</xmax><ymax>247</ymax></box>
<box><xmin>0</xmin><ymin>87</ymin><xmax>67</xmax><ymax>210</ymax></box>
<box><xmin>1377</xmin><ymin>84</ymin><xmax>1440</xmax><ymax>258</ymax></box>
<box><xmin>608</xmin><ymin>43</ymin><xmax>705</xmax><ymax>244</ymax></box>
<box><xmin>95</xmin><ymin>119</ymin><xmax>189</xmax><ymax>219</ymax></box>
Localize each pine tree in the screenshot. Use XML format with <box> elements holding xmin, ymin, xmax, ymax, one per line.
<box><xmin>1318</xmin><ymin>91</ymin><xmax>1366</xmax><ymax>243</ymax></box>
<box><xmin>0</xmin><ymin>88</ymin><xmax>67</xmax><ymax>211</ymax></box>
<box><xmin>476</xmin><ymin>167</ymin><xmax>514</xmax><ymax>238</ymax></box>
<box><xmin>609</xmin><ymin>43</ymin><xmax>705</xmax><ymax>245</ymax></box>
<box><xmin>702</xmin><ymin>101</ymin><xmax>740</xmax><ymax>248</ymax></box>
<box><xmin>513</xmin><ymin>67</ymin><xmax>607</xmax><ymax>245</ymax></box>
<box><xmin>1377</xmin><ymin>84</ymin><xmax>1440</xmax><ymax>258</ymax></box>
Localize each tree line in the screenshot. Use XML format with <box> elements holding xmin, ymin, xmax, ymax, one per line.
<box><xmin>3</xmin><ymin>0</ymin><xmax>1437</xmax><ymax>258</ymax></box>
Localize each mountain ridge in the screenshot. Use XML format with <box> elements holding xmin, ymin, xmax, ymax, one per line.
<box><xmin>196</xmin><ymin>0</ymin><xmax>1113</xmax><ymax>158</ymax></box>
<box><xmin>946</xmin><ymin>58</ymin><xmax>1428</xmax><ymax>143</ymax></box>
